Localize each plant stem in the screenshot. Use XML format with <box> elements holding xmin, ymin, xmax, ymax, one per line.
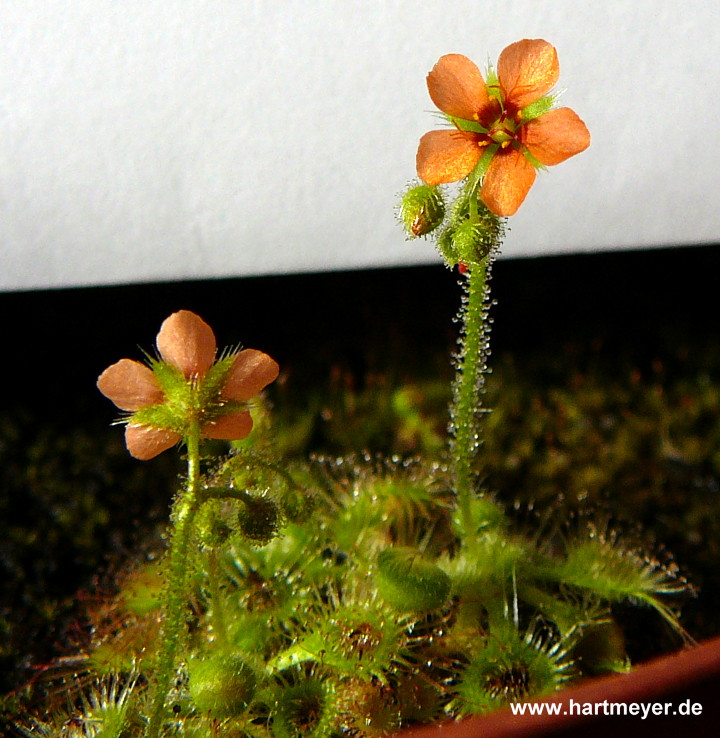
<box><xmin>451</xmin><ymin>260</ymin><xmax>489</xmax><ymax>537</ymax></box>
<box><xmin>207</xmin><ymin>548</ymin><xmax>229</xmax><ymax>648</ymax></box>
<box><xmin>145</xmin><ymin>427</ymin><xmax>202</xmax><ymax>738</ymax></box>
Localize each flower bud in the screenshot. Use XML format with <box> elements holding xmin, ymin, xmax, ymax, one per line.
<box><xmin>437</xmin><ymin>196</ymin><xmax>504</xmax><ymax>268</ymax></box>
<box><xmin>452</xmin><ymin>220</ymin><xmax>494</xmax><ymax>265</ymax></box>
<box><xmin>195</xmin><ymin>504</ymin><xmax>233</xmax><ymax>549</ymax></box>
<box><xmin>399</xmin><ymin>183</ymin><xmax>445</xmax><ymax>238</ymax></box>
<box><xmin>238</xmin><ymin>492</ymin><xmax>281</xmax><ymax>546</ymax></box>
<box><xmin>437</xmin><ymin>226</ymin><xmax>459</xmax><ymax>267</ymax></box>
<box><xmin>188</xmin><ymin>653</ymin><xmax>256</xmax><ymax>717</ymax></box>
<box><xmin>376</xmin><ymin>547</ymin><xmax>450</xmax><ymax>612</ymax></box>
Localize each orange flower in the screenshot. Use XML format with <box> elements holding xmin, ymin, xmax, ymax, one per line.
<box><xmin>416</xmin><ymin>39</ymin><xmax>590</xmax><ymax>216</ymax></box>
<box><xmin>97</xmin><ymin>310</ymin><xmax>279</xmax><ymax>460</ymax></box>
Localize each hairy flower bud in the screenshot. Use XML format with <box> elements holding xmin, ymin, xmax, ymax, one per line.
<box><xmin>453</xmin><ymin>220</ymin><xmax>493</xmax><ymax>264</ymax></box>
<box><xmin>436</xmin><ymin>198</ymin><xmax>504</xmax><ymax>268</ymax></box>
<box><xmin>376</xmin><ymin>547</ymin><xmax>450</xmax><ymax>612</ymax></box>
<box><xmin>188</xmin><ymin>653</ymin><xmax>256</xmax><ymax>717</ymax></box>
<box><xmin>195</xmin><ymin>504</ymin><xmax>233</xmax><ymax>549</ymax></box>
<box><xmin>399</xmin><ymin>183</ymin><xmax>446</xmax><ymax>238</ymax></box>
<box><xmin>238</xmin><ymin>492</ymin><xmax>281</xmax><ymax>546</ymax></box>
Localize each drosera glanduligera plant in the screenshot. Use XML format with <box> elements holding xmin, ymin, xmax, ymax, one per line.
<box><xmin>9</xmin><ymin>38</ymin><xmax>694</xmax><ymax>738</ymax></box>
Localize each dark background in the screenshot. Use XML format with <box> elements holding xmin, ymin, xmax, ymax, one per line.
<box><xmin>3</xmin><ymin>243</ymin><xmax>717</xmax><ymax>415</ymax></box>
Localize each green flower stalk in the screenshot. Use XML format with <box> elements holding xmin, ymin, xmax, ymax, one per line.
<box><xmin>451</xmin><ymin>254</ymin><xmax>493</xmax><ymax>533</ymax></box>
<box><xmin>145</xmin><ymin>427</ymin><xmax>201</xmax><ymax>738</ymax></box>
<box><xmin>406</xmin><ymin>39</ymin><xmax>590</xmax><ymax>533</ymax></box>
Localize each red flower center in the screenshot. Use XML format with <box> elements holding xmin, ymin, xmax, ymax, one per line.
<box><xmin>469</xmin><ymin>98</ymin><xmax>522</xmax><ymax>152</ymax></box>
<box><xmin>481</xmin><ymin>108</ymin><xmax>521</xmax><ymax>150</ymax></box>
<box><xmin>487</xmin><ymin>114</ymin><xmax>518</xmax><ymax>146</ymax></box>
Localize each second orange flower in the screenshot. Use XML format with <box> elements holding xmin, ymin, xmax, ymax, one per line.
<box><xmin>416</xmin><ymin>39</ymin><xmax>590</xmax><ymax>217</ymax></box>
<box><xmin>97</xmin><ymin>310</ymin><xmax>279</xmax><ymax>460</ymax></box>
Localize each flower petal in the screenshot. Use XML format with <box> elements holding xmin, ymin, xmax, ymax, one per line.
<box><xmin>498</xmin><ymin>39</ymin><xmax>559</xmax><ymax>111</ymax></box>
<box><xmin>125</xmin><ymin>424</ymin><xmax>180</xmax><ymax>460</ymax></box>
<box><xmin>522</xmin><ymin>107</ymin><xmax>591</xmax><ymax>165</ymax></box>
<box><xmin>417</xmin><ymin>129</ymin><xmax>481</xmax><ymax>186</ymax></box>
<box><xmin>427</xmin><ymin>54</ymin><xmax>491</xmax><ymax>120</ymax></box>
<box><xmin>202</xmin><ymin>410</ymin><xmax>253</xmax><ymax>440</ymax></box>
<box><xmin>480</xmin><ymin>148</ymin><xmax>537</xmax><ymax>217</ymax></box>
<box><xmin>222</xmin><ymin>349</ymin><xmax>280</xmax><ymax>402</ymax></box>
<box><xmin>156</xmin><ymin>310</ymin><xmax>216</xmax><ymax>379</ymax></box>
<box><xmin>97</xmin><ymin>359</ymin><xmax>164</xmax><ymax>411</ymax></box>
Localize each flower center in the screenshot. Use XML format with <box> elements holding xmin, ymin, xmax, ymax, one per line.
<box><xmin>483</xmin><ymin>114</ymin><xmax>519</xmax><ymax>149</ymax></box>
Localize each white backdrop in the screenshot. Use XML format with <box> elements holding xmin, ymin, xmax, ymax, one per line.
<box><xmin>2</xmin><ymin>1</ymin><xmax>719</xmax><ymax>291</ymax></box>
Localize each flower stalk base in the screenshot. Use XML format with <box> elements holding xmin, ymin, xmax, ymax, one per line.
<box><xmin>145</xmin><ymin>432</ymin><xmax>201</xmax><ymax>738</ymax></box>
<box><xmin>450</xmin><ymin>258</ymin><xmax>492</xmax><ymax>536</ymax></box>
